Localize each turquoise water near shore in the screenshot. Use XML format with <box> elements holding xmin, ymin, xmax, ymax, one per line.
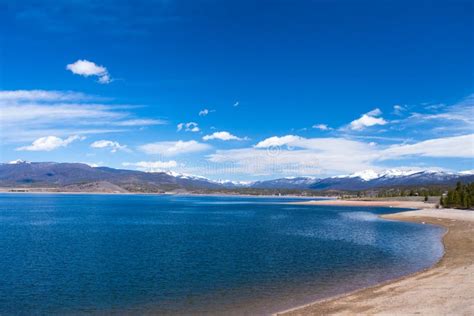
<box><xmin>0</xmin><ymin>194</ymin><xmax>444</xmax><ymax>314</ymax></box>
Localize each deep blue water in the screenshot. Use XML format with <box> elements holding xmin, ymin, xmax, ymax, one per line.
<box><xmin>0</xmin><ymin>194</ymin><xmax>444</xmax><ymax>314</ymax></box>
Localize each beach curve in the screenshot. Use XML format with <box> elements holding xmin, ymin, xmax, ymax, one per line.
<box><xmin>277</xmin><ymin>201</ymin><xmax>474</xmax><ymax>315</ymax></box>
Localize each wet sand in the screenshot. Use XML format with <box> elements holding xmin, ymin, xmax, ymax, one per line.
<box><xmin>278</xmin><ymin>207</ymin><xmax>474</xmax><ymax>315</ymax></box>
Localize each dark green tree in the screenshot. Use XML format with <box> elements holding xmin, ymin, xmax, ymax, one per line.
<box><xmin>442</xmin><ymin>182</ymin><xmax>474</xmax><ymax>209</ymax></box>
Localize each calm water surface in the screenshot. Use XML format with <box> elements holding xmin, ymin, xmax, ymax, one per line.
<box><xmin>0</xmin><ymin>194</ymin><xmax>444</xmax><ymax>314</ymax></box>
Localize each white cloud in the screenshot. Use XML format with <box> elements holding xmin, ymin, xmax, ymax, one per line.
<box><xmin>209</xmin><ymin>135</ymin><xmax>379</xmax><ymax>176</ymax></box>
<box><xmin>1</xmin><ymin>103</ymin><xmax>123</xmax><ymax>125</ymax></box>
<box><xmin>366</xmin><ymin>108</ymin><xmax>382</xmax><ymax>116</ymax></box>
<box><xmin>312</xmin><ymin>124</ymin><xmax>331</xmax><ymax>131</ymax></box>
<box><xmin>177</xmin><ymin>122</ymin><xmax>200</xmax><ymax>132</ymax></box>
<box><xmin>392</xmin><ymin>104</ymin><xmax>406</xmax><ymax>116</ymax></box>
<box><xmin>115</xmin><ymin>119</ymin><xmax>167</xmax><ymax>126</ymax></box>
<box><xmin>16</xmin><ymin>135</ymin><xmax>84</xmax><ymax>151</ymax></box>
<box><xmin>203</xmin><ymin>131</ymin><xmax>245</xmax><ymax>141</ymax></box>
<box><xmin>0</xmin><ymin>90</ymin><xmax>90</xmax><ymax>102</ymax></box>
<box><xmin>0</xmin><ymin>89</ymin><xmax>164</xmax><ymax>142</ymax></box>
<box><xmin>380</xmin><ymin>134</ymin><xmax>474</xmax><ymax>159</ymax></box>
<box><xmin>402</xmin><ymin>95</ymin><xmax>474</xmax><ymax>134</ymax></box>
<box><xmin>66</xmin><ymin>59</ymin><xmax>112</xmax><ymax>84</ymax></box>
<box><xmin>424</xmin><ymin>103</ymin><xmax>446</xmax><ymax>110</ymax></box>
<box><xmin>139</xmin><ymin>140</ymin><xmax>211</xmax><ymax>156</ymax></box>
<box><xmin>349</xmin><ymin>108</ymin><xmax>387</xmax><ymax>130</ymax></box>
<box><xmin>254</xmin><ymin>135</ymin><xmax>378</xmax><ymax>155</ymax></box>
<box><xmin>199</xmin><ymin>109</ymin><xmax>215</xmax><ymax>116</ymax></box>
<box><xmin>255</xmin><ymin>135</ymin><xmax>302</xmax><ymax>148</ymax></box>
<box><xmin>205</xmin><ymin>133</ymin><xmax>474</xmax><ymax>178</ymax></box>
<box><xmin>350</xmin><ymin>115</ymin><xmax>387</xmax><ymax>130</ymax></box>
<box><xmin>90</xmin><ymin>140</ymin><xmax>128</xmax><ymax>153</ymax></box>
<box><xmin>98</xmin><ymin>74</ymin><xmax>111</xmax><ymax>84</ymax></box>
<box><xmin>122</xmin><ymin>160</ymin><xmax>178</xmax><ymax>172</ymax></box>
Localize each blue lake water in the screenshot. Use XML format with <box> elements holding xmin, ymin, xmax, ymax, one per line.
<box><xmin>0</xmin><ymin>194</ymin><xmax>444</xmax><ymax>314</ymax></box>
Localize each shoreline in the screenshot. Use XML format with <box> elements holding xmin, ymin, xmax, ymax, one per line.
<box><xmin>277</xmin><ymin>203</ymin><xmax>474</xmax><ymax>315</ymax></box>
<box><xmin>0</xmin><ymin>190</ymin><xmax>330</xmax><ymax>200</ymax></box>
<box><xmin>290</xmin><ymin>198</ymin><xmax>436</xmax><ymax>209</ymax></box>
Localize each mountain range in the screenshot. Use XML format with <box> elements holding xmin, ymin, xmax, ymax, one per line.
<box><xmin>1</xmin><ymin>161</ymin><xmax>473</xmax><ymax>193</ymax></box>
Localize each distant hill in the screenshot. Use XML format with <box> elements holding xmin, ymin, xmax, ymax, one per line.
<box><xmin>251</xmin><ymin>169</ymin><xmax>474</xmax><ymax>191</ymax></box>
<box><xmin>0</xmin><ymin>161</ymin><xmax>222</xmax><ymax>193</ymax></box>
<box><xmin>1</xmin><ymin>161</ymin><xmax>473</xmax><ymax>193</ymax></box>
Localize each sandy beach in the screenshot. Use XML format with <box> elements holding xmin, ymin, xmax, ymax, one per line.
<box><xmin>292</xmin><ymin>198</ymin><xmax>436</xmax><ymax>209</ymax></box>
<box><xmin>278</xmin><ymin>202</ymin><xmax>474</xmax><ymax>315</ymax></box>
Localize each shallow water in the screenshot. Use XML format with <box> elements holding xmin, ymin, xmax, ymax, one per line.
<box><xmin>0</xmin><ymin>194</ymin><xmax>444</xmax><ymax>314</ymax></box>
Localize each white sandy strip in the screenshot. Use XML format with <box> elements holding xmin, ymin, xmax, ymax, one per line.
<box><xmin>386</xmin><ymin>208</ymin><xmax>474</xmax><ymax>222</ymax></box>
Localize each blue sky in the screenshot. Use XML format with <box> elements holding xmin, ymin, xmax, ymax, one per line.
<box><xmin>1</xmin><ymin>0</ymin><xmax>473</xmax><ymax>180</ymax></box>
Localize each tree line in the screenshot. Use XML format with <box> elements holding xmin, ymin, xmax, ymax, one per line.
<box><xmin>440</xmin><ymin>182</ymin><xmax>474</xmax><ymax>209</ymax></box>
<box><xmin>376</xmin><ymin>187</ymin><xmax>444</xmax><ymax>198</ymax></box>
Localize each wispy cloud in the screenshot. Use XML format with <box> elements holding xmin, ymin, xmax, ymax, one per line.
<box><xmin>392</xmin><ymin>104</ymin><xmax>407</xmax><ymax>116</ymax></box>
<box><xmin>209</xmin><ymin>135</ymin><xmax>378</xmax><ymax>177</ymax></box>
<box><xmin>0</xmin><ymin>90</ymin><xmax>92</xmax><ymax>102</ymax></box>
<box><xmin>312</xmin><ymin>124</ymin><xmax>331</xmax><ymax>131</ymax></box>
<box><xmin>122</xmin><ymin>160</ymin><xmax>178</xmax><ymax>172</ymax></box>
<box><xmin>0</xmin><ymin>90</ymin><xmax>164</xmax><ymax>142</ymax></box>
<box><xmin>403</xmin><ymin>94</ymin><xmax>474</xmax><ymax>133</ymax></box>
<box><xmin>198</xmin><ymin>108</ymin><xmax>215</xmax><ymax>116</ymax></box>
<box><xmin>205</xmin><ymin>133</ymin><xmax>474</xmax><ymax>178</ymax></box>
<box><xmin>66</xmin><ymin>59</ymin><xmax>112</xmax><ymax>84</ymax></box>
<box><xmin>90</xmin><ymin>140</ymin><xmax>129</xmax><ymax>153</ymax></box>
<box><xmin>380</xmin><ymin>134</ymin><xmax>474</xmax><ymax>159</ymax></box>
<box><xmin>139</xmin><ymin>140</ymin><xmax>211</xmax><ymax>156</ymax></box>
<box><xmin>115</xmin><ymin>119</ymin><xmax>167</xmax><ymax>126</ymax></box>
<box><xmin>16</xmin><ymin>135</ymin><xmax>84</xmax><ymax>151</ymax></box>
<box><xmin>382</xmin><ymin>94</ymin><xmax>474</xmax><ymax>141</ymax></box>
<box><xmin>199</xmin><ymin>109</ymin><xmax>209</xmax><ymax>116</ymax></box>
<box><xmin>177</xmin><ymin>122</ymin><xmax>200</xmax><ymax>132</ymax></box>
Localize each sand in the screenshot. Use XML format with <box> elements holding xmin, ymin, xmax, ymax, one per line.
<box><xmin>278</xmin><ymin>204</ymin><xmax>474</xmax><ymax>315</ymax></box>
<box><xmin>292</xmin><ymin>199</ymin><xmax>436</xmax><ymax>209</ymax></box>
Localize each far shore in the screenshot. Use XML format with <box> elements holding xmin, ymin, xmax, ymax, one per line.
<box><xmin>290</xmin><ymin>198</ymin><xmax>436</xmax><ymax>209</ymax></box>
<box><xmin>0</xmin><ymin>189</ymin><xmax>329</xmax><ymax>200</ymax></box>
<box><xmin>278</xmin><ymin>204</ymin><xmax>474</xmax><ymax>315</ymax></box>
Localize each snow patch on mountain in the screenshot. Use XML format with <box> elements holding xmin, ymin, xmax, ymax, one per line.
<box><xmin>7</xmin><ymin>159</ymin><xmax>29</xmax><ymax>164</ymax></box>
<box><xmin>348</xmin><ymin>170</ymin><xmax>379</xmax><ymax>181</ymax></box>
<box><xmin>335</xmin><ymin>168</ymin><xmax>455</xmax><ymax>182</ymax></box>
<box><xmin>214</xmin><ymin>179</ymin><xmax>255</xmax><ymax>186</ymax></box>
<box><xmin>161</xmin><ymin>170</ymin><xmax>253</xmax><ymax>186</ymax></box>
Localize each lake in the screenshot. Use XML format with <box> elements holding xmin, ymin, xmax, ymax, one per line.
<box><xmin>0</xmin><ymin>194</ymin><xmax>444</xmax><ymax>314</ymax></box>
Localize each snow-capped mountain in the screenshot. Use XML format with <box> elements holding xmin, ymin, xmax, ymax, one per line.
<box><xmin>249</xmin><ymin>169</ymin><xmax>473</xmax><ymax>191</ymax></box>
<box><xmin>1</xmin><ymin>161</ymin><xmax>473</xmax><ymax>192</ymax></box>
<box><xmin>251</xmin><ymin>177</ymin><xmax>318</xmax><ymax>189</ymax></box>
<box><xmin>213</xmin><ymin>179</ymin><xmax>255</xmax><ymax>187</ymax></box>
<box><xmin>7</xmin><ymin>159</ymin><xmax>29</xmax><ymax>165</ymax></box>
<box><xmin>162</xmin><ymin>170</ymin><xmax>253</xmax><ymax>188</ymax></box>
<box><xmin>334</xmin><ymin>168</ymin><xmax>443</xmax><ymax>181</ymax></box>
<box><xmin>347</xmin><ymin>170</ymin><xmax>380</xmax><ymax>181</ymax></box>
